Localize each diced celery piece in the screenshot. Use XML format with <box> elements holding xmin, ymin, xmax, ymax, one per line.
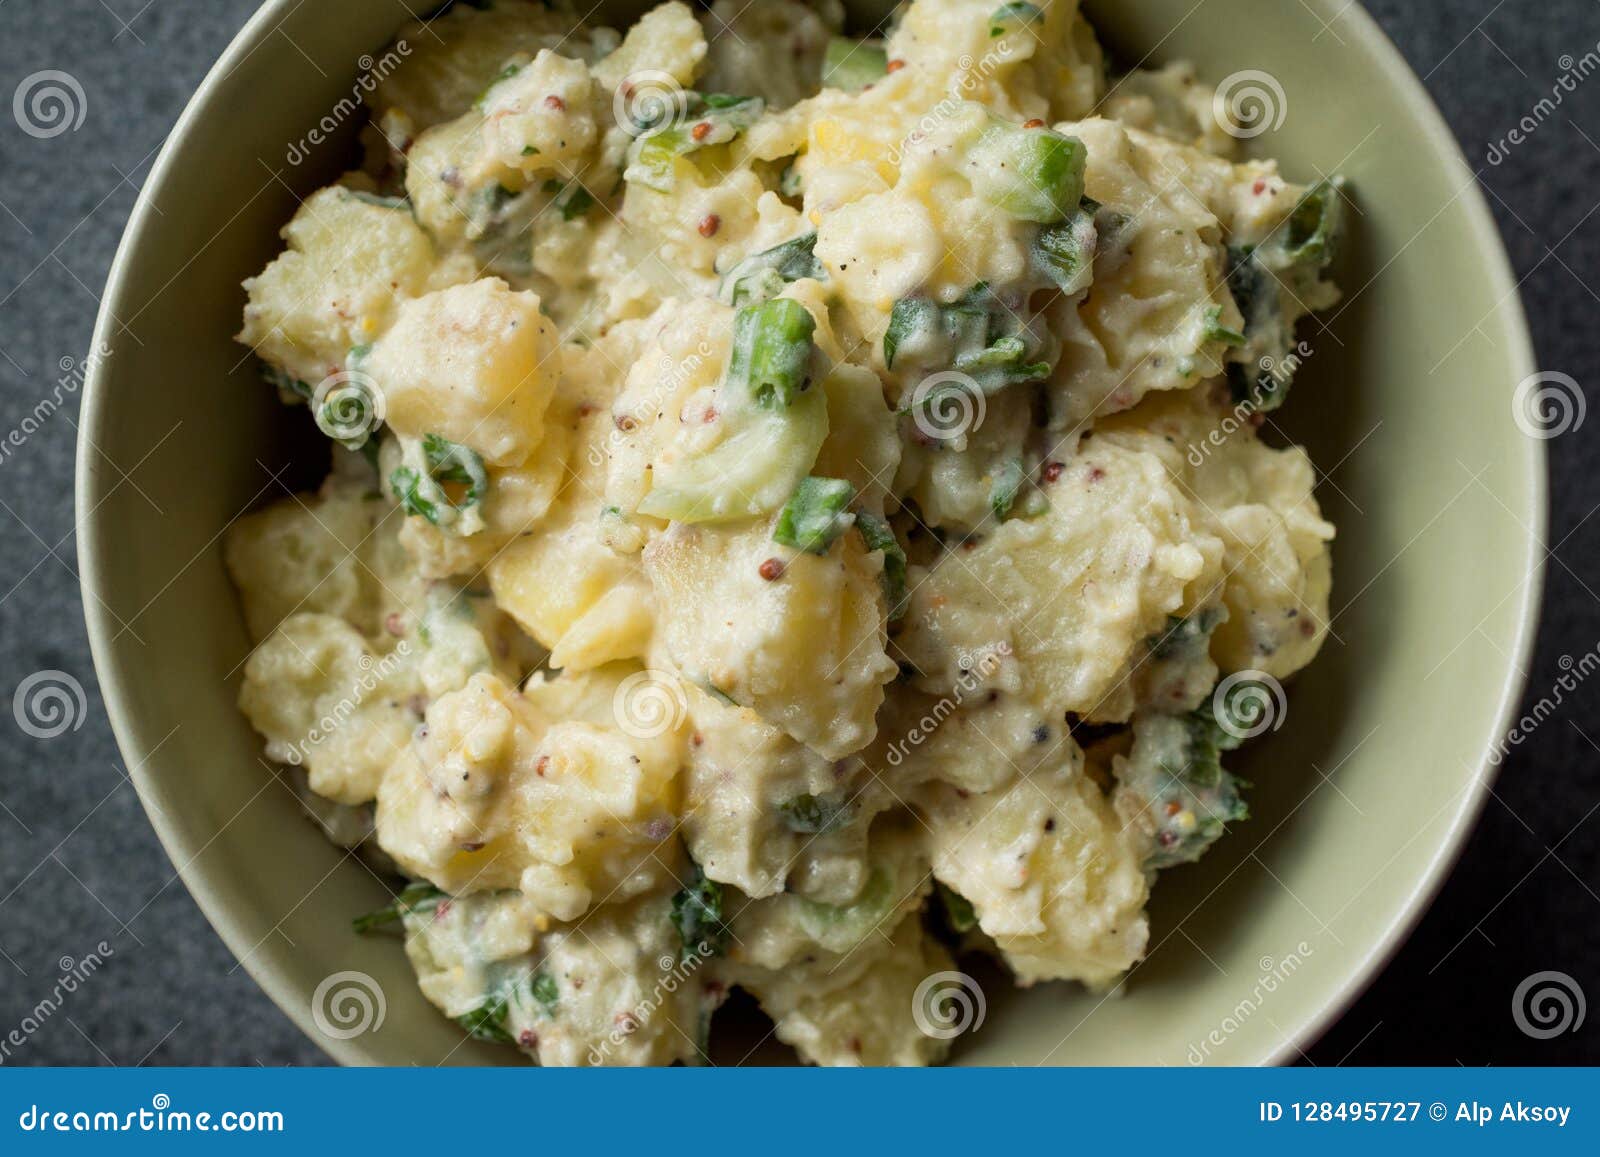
<box><xmin>637</xmin><ymin>386</ymin><xmax>828</xmax><ymax>524</ymax></box>
<box><xmin>967</xmin><ymin>122</ymin><xmax>1087</xmax><ymax>224</ymax></box>
<box><xmin>823</xmin><ymin>37</ymin><xmax>888</xmax><ymax>93</ymax></box>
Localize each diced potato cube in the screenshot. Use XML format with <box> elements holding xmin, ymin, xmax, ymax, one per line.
<box><xmin>368</xmin><ymin>278</ymin><xmax>559</xmax><ymax>467</ymax></box>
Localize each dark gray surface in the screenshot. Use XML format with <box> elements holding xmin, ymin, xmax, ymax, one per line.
<box><xmin>0</xmin><ymin>0</ymin><xmax>1594</xmax><ymax>1066</ymax></box>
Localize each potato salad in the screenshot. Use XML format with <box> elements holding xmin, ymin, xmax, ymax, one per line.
<box><xmin>227</xmin><ymin>0</ymin><xmax>1342</xmax><ymax>1065</ymax></box>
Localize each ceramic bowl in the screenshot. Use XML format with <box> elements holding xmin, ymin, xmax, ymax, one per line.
<box><xmin>79</xmin><ymin>0</ymin><xmax>1543</xmax><ymax>1064</ymax></box>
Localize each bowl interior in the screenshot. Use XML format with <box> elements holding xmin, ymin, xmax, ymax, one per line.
<box><xmin>79</xmin><ymin>0</ymin><xmax>1541</xmax><ymax>1065</ymax></box>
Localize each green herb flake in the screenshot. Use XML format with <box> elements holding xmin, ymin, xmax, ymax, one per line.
<box><xmin>351</xmin><ymin>880</ymin><xmax>446</xmax><ymax>934</ymax></box>
<box><xmin>1202</xmin><ymin>305</ymin><xmax>1247</xmax><ymax>347</ymax></box>
<box><xmin>718</xmin><ymin>232</ymin><xmax>824</xmax><ymax>306</ymax></box>
<box><xmin>670</xmin><ymin>864</ymin><xmax>730</xmax><ymax>961</ymax></box>
<box><xmin>779</xmin><ymin>792</ymin><xmax>857</xmax><ymax>835</ymax></box>
<box><xmin>530</xmin><ymin>970</ymin><xmax>559</xmax><ymax>1014</ymax></box>
<box><xmin>391</xmin><ymin>435</ymin><xmax>488</xmax><ymax>527</ymax></box>
<box><xmin>988</xmin><ymin>456</ymin><xmax>1028</xmax><ymax>521</ymax></box>
<box><xmin>1033</xmin><ymin>199</ymin><xmax>1099</xmax><ymax>296</ymax></box>
<box><xmin>936</xmin><ymin>882</ymin><xmax>978</xmax><ymax>933</ymax></box>
<box><xmin>347</xmin><ymin>189</ymin><xmax>410</xmax><ymax>211</ymax></box>
<box><xmin>455</xmin><ymin>993</ymin><xmax>515</xmax><ymax>1044</ymax></box>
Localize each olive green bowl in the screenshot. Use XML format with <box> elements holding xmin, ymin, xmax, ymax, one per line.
<box><xmin>78</xmin><ymin>0</ymin><xmax>1543</xmax><ymax>1065</ymax></box>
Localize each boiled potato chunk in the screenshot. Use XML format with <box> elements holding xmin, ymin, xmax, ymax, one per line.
<box><xmin>368</xmin><ymin>278</ymin><xmax>559</xmax><ymax>467</ymax></box>
<box><xmin>238</xmin><ymin>613</ymin><xmax>420</xmax><ymax>805</ymax></box>
<box><xmin>918</xmin><ymin>748</ymin><xmax>1149</xmax><ymax>988</ymax></box>
<box><xmin>729</xmin><ymin>907</ymin><xmax>956</xmax><ymax>1066</ymax></box>
<box><xmin>402</xmin><ymin>889</ymin><xmax>715</xmax><ymax>1066</ymax></box>
<box><xmin>644</xmin><ymin>521</ymin><xmax>897</xmax><ymax>759</ymax></box>
<box><xmin>224</xmin><ymin>461</ymin><xmax>413</xmax><ymax>642</ymax></box>
<box><xmin>1098</xmin><ymin>391</ymin><xmax>1336</xmax><ymax>679</ymax></box>
<box><xmin>488</xmin><ymin>407</ymin><xmax>656</xmax><ymax>673</ymax></box>
<box><xmin>238</xmin><ymin>186</ymin><xmax>440</xmax><ymax>386</ymax></box>
<box><xmin>897</xmin><ymin>431</ymin><xmax>1223</xmax><ymax>724</ymax></box>
<box><xmin>375</xmin><ymin>667</ymin><xmax>685</xmax><ymax>921</ymax></box>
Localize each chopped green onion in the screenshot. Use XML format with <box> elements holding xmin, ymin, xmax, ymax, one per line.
<box><xmin>260</xmin><ymin>360</ymin><xmax>311</xmax><ymax>403</ymax></box>
<box><xmin>718</xmin><ymin>233</ymin><xmax>824</xmax><ymax>306</ymax></box>
<box><xmin>1033</xmin><ymin>199</ymin><xmax>1099</xmax><ymax>295</ymax></box>
<box><xmin>726</xmin><ymin>298</ymin><xmax>817</xmax><ymax>408</ymax></box>
<box><xmin>989</xmin><ymin>1</ymin><xmax>1043</xmax><ymax>36</ymax></box>
<box><xmin>391</xmin><ymin>434</ymin><xmax>489</xmax><ymax>528</ymax></box>
<box><xmin>1202</xmin><ymin>304</ymin><xmax>1247</xmax><ymax>347</ymax></box>
<box><xmin>346</xmin><ymin>190</ymin><xmax>410</xmax><ymax>210</ymax></box>
<box><xmin>779</xmin><ymin>792</ymin><xmax>857</xmax><ymax>835</ymax></box>
<box><xmin>1224</xmin><ymin>176</ymin><xmax>1346</xmax><ymax>410</ymax></box>
<box><xmin>455</xmin><ymin>994</ymin><xmax>515</xmax><ymax>1044</ymax></box>
<box><xmin>670</xmin><ymin>864</ymin><xmax>729</xmax><ymax>961</ymax></box>
<box><xmin>351</xmin><ymin>881</ymin><xmax>446</xmax><ymax>933</ymax></box>
<box><xmin>530</xmin><ymin>970</ymin><xmax>559</xmax><ymax>1014</ymax></box>
<box><xmin>988</xmin><ymin>456</ymin><xmax>1027</xmax><ymax>521</ymax></box>
<box><xmin>890</xmin><ymin>285</ymin><xmax>1053</xmax><ymax>397</ymax></box>
<box><xmin>936</xmin><ymin>882</ymin><xmax>978</xmax><ymax>933</ymax></box>
<box><xmin>773</xmin><ymin>476</ymin><xmax>856</xmax><ymax>554</ymax></box>
<box><xmin>623</xmin><ymin>93</ymin><xmax>765</xmax><ymax>192</ymax></box>
<box><xmin>855</xmin><ymin>511</ymin><xmax>908</xmax><ymax>620</ymax></box>
<box><xmin>542</xmin><ymin>177</ymin><xmax>594</xmax><ymax>220</ymax></box>
<box><xmin>473</xmin><ymin>61</ymin><xmax>523</xmax><ymax>110</ymax></box>
<box><xmin>1283</xmin><ymin>178</ymin><xmax>1344</xmax><ymax>266</ymax></box>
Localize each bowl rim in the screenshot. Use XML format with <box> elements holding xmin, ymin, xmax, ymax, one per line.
<box><xmin>76</xmin><ymin>0</ymin><xmax>1546</xmax><ymax>1067</ymax></box>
